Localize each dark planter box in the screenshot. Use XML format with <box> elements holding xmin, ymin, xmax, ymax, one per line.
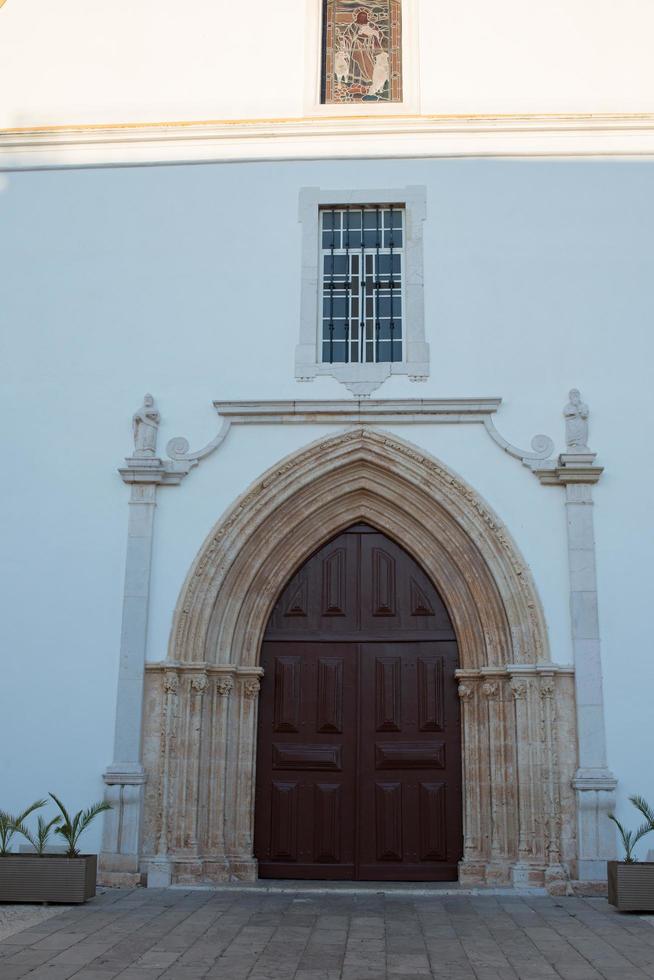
<box><xmin>608</xmin><ymin>861</ymin><xmax>654</xmax><ymax>911</ymax></box>
<box><xmin>0</xmin><ymin>854</ymin><xmax>97</xmax><ymax>904</ymax></box>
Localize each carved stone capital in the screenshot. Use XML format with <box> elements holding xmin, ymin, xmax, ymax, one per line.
<box><xmin>216</xmin><ymin>677</ymin><xmax>234</xmax><ymax>697</ymax></box>
<box><xmin>242</xmin><ymin>679</ymin><xmax>260</xmax><ymax>700</ymax></box>
<box><xmin>540</xmin><ymin>678</ymin><xmax>556</xmax><ymax>699</ymax></box>
<box><xmin>458</xmin><ymin>683</ymin><xmax>474</xmax><ymax>701</ymax></box>
<box><xmin>163</xmin><ymin>671</ymin><xmax>179</xmax><ymax>695</ymax></box>
<box><xmin>190</xmin><ymin>673</ymin><xmax>208</xmax><ymax>694</ymax></box>
<box><xmin>510</xmin><ymin>680</ymin><xmax>527</xmax><ymax>700</ymax></box>
<box><xmin>481</xmin><ymin>681</ymin><xmax>499</xmax><ymax>700</ymax></box>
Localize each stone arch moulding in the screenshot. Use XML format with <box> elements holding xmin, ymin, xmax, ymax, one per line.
<box><xmin>140</xmin><ymin>427</ymin><xmax>578</xmax><ymax>891</ymax></box>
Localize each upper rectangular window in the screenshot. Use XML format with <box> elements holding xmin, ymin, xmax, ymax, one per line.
<box><xmin>296</xmin><ymin>187</ymin><xmax>427</xmax><ymax>396</ymax></box>
<box><xmin>320</xmin><ymin>206</ymin><xmax>404</xmax><ymax>365</ymax></box>
<box><xmin>321</xmin><ymin>1</ymin><xmax>403</xmax><ymax>105</ymax></box>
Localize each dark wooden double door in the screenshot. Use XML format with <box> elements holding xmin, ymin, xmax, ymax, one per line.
<box><xmin>254</xmin><ymin>524</ymin><xmax>462</xmax><ymax>880</ymax></box>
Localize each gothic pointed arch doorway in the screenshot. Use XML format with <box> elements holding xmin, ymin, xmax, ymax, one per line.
<box><xmin>141</xmin><ymin>428</ymin><xmax>577</xmax><ymax>889</ymax></box>
<box><xmin>255</xmin><ymin>523</ymin><xmax>462</xmax><ymax>880</ymax></box>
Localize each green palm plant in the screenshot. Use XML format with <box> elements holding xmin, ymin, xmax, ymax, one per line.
<box><xmin>13</xmin><ymin>814</ymin><xmax>62</xmax><ymax>855</ymax></box>
<box><xmin>49</xmin><ymin>793</ymin><xmax>111</xmax><ymax>857</ymax></box>
<box><xmin>0</xmin><ymin>800</ymin><xmax>47</xmax><ymax>855</ymax></box>
<box><xmin>608</xmin><ymin>795</ymin><xmax>654</xmax><ymax>863</ymax></box>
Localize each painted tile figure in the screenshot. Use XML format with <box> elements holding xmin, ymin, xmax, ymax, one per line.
<box><xmin>322</xmin><ymin>1</ymin><xmax>402</xmax><ymax>104</ymax></box>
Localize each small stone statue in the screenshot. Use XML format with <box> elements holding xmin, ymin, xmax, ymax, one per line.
<box><xmin>132</xmin><ymin>393</ymin><xmax>160</xmax><ymax>457</ymax></box>
<box><xmin>563</xmin><ymin>389</ymin><xmax>590</xmax><ymax>452</ymax></box>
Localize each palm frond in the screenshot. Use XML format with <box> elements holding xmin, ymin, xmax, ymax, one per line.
<box><xmin>79</xmin><ymin>802</ymin><xmax>112</xmax><ymax>832</ymax></box>
<box><xmin>15</xmin><ymin>800</ymin><xmax>47</xmax><ymax>825</ymax></box>
<box><xmin>12</xmin><ymin>820</ymin><xmax>37</xmax><ymax>852</ymax></box>
<box><xmin>0</xmin><ymin>810</ymin><xmax>13</xmax><ymax>850</ymax></box>
<box><xmin>630</xmin><ymin>795</ymin><xmax>654</xmax><ymax>830</ymax></box>
<box><xmin>608</xmin><ymin>813</ymin><xmax>636</xmax><ymax>862</ymax></box>
<box><xmin>0</xmin><ymin>801</ymin><xmax>47</xmax><ymax>855</ymax></box>
<box><xmin>51</xmin><ymin>795</ymin><xmax>111</xmax><ymax>856</ymax></box>
<box><xmin>632</xmin><ymin>821</ymin><xmax>654</xmax><ymax>847</ymax></box>
<box><xmin>34</xmin><ymin>815</ymin><xmax>62</xmax><ymax>855</ymax></box>
<box><xmin>48</xmin><ymin>793</ymin><xmax>71</xmax><ymax>828</ymax></box>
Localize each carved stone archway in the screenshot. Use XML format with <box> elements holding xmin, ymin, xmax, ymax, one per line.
<box><xmin>140</xmin><ymin>428</ymin><xmax>577</xmax><ymax>888</ymax></box>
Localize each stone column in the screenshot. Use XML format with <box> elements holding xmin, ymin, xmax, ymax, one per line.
<box><xmin>99</xmin><ymin>400</ymin><xmax>194</xmax><ymax>887</ymax></box>
<box><xmin>509</xmin><ymin>677</ymin><xmax>532</xmax><ymax>876</ymax></box>
<box><xmin>204</xmin><ymin>675</ymin><xmax>234</xmax><ymax>880</ymax></box>
<box><xmin>147</xmin><ymin>669</ymin><xmax>179</xmax><ymax>887</ymax></box>
<box><xmin>457</xmin><ymin>678</ymin><xmax>487</xmax><ymax>884</ymax></box>
<box><xmin>562</xmin><ymin>466</ymin><xmax>617</xmax><ymax>880</ymax></box>
<box><xmin>482</xmin><ymin>678</ymin><xmax>511</xmax><ymax>883</ymax></box>
<box><xmin>225</xmin><ymin>675</ymin><xmax>261</xmax><ymax>881</ymax></box>
<box><xmin>184</xmin><ymin>672</ymin><xmax>209</xmax><ymax>851</ymax></box>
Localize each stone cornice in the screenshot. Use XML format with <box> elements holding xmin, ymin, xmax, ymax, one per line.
<box><xmin>145</xmin><ymin>662</ymin><xmax>265</xmax><ymax>676</ymax></box>
<box><xmin>455</xmin><ymin>665</ymin><xmax>575</xmax><ymax>679</ymax></box>
<box><xmin>572</xmin><ymin>770</ymin><xmax>618</xmax><ymax>792</ymax></box>
<box><xmin>120</xmin><ymin>396</ymin><xmax>602</xmax><ymax>490</ymax></box>
<box><xmin>532</xmin><ymin>452</ymin><xmax>604</xmax><ymax>486</ymax></box>
<box><xmin>3</xmin><ymin>113</ymin><xmax>654</xmax><ymax>169</ymax></box>
<box><xmin>118</xmin><ymin>456</ymin><xmax>196</xmax><ymax>487</ymax></box>
<box><xmin>165</xmin><ymin>397</ymin><xmax>562</xmax><ymax>479</ymax></box>
<box><xmin>214</xmin><ymin>398</ymin><xmax>502</xmax><ymax>422</ymax></box>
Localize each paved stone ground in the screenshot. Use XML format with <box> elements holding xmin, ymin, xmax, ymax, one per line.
<box><xmin>0</xmin><ymin>905</ymin><xmax>71</xmax><ymax>943</ymax></box>
<box><xmin>1</xmin><ymin>887</ymin><xmax>654</xmax><ymax>980</ymax></box>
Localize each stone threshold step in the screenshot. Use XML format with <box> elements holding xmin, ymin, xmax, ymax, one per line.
<box><xmin>167</xmin><ymin>881</ymin><xmax>547</xmax><ymax>897</ymax></box>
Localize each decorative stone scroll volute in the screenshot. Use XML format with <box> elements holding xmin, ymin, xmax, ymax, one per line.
<box><xmin>138</xmin><ymin>428</ymin><xmax>578</xmax><ymax>888</ymax></box>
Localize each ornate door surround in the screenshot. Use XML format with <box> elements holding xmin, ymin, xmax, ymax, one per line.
<box><xmin>133</xmin><ymin>426</ymin><xmax>581</xmax><ymax>890</ymax></box>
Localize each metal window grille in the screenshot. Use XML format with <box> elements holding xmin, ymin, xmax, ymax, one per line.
<box><xmin>320</xmin><ymin>205</ymin><xmax>404</xmax><ymax>365</ymax></box>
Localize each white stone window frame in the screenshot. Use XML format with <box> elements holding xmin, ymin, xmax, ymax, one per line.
<box><xmin>303</xmin><ymin>0</ymin><xmax>421</xmax><ymax>116</ymax></box>
<box><xmin>296</xmin><ymin>186</ymin><xmax>429</xmax><ymax>396</ymax></box>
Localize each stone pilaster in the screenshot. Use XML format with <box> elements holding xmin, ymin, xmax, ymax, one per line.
<box><xmin>510</xmin><ymin>677</ymin><xmax>532</xmax><ymax>867</ymax></box>
<box><xmin>458</xmin><ymin>678</ymin><xmax>488</xmax><ymax>886</ymax></box>
<box><xmin>562</xmin><ymin>466</ymin><xmax>617</xmax><ymax>880</ymax></box>
<box><xmin>146</xmin><ymin>669</ymin><xmax>179</xmax><ymax>887</ymax></box>
<box><xmin>184</xmin><ymin>672</ymin><xmax>208</xmax><ymax>851</ymax></box>
<box><xmin>204</xmin><ymin>675</ymin><xmax>233</xmax><ymax>876</ymax></box>
<box><xmin>482</xmin><ymin>678</ymin><xmax>512</xmax><ymax>884</ymax></box>
<box><xmin>99</xmin><ymin>439</ymin><xmax>194</xmax><ymax>886</ymax></box>
<box><xmin>227</xmin><ymin>677</ymin><xmax>261</xmax><ymax>880</ymax></box>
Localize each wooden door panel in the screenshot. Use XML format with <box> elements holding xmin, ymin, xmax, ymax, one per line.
<box><xmin>265</xmin><ymin>532</ymin><xmax>358</xmax><ymax>636</ymax></box>
<box><xmin>371</xmin><ymin>547</ymin><xmax>397</xmax><ymax>617</ymax></box>
<box><xmin>272</xmin><ymin>657</ymin><xmax>301</xmax><ymax>732</ymax></box>
<box><xmin>374</xmin><ymin>740</ymin><xmax>446</xmax><ymax>769</ymax></box>
<box><xmin>313</xmin><ymin>783</ymin><xmax>342</xmax><ymax>863</ymax></box>
<box><xmin>269</xmin><ymin>781</ymin><xmax>299</xmax><ymax>861</ymax></box>
<box><xmin>417</xmin><ymin>657</ymin><xmax>444</xmax><ymax>731</ymax></box>
<box><xmin>358</xmin><ymin>641</ymin><xmax>461</xmax><ymax>881</ymax></box>
<box><xmin>419</xmin><ymin>782</ymin><xmax>448</xmax><ymax>861</ymax></box>
<box><xmin>272</xmin><ymin>743</ymin><xmax>343</xmax><ymax>770</ymax></box>
<box><xmin>375</xmin><ymin>656</ymin><xmax>402</xmax><ymax>731</ymax></box>
<box><xmin>255</xmin><ymin>525</ymin><xmax>462</xmax><ymax>882</ymax></box>
<box><xmin>375</xmin><ymin>782</ymin><xmax>403</xmax><ymax>861</ymax></box>
<box><xmin>360</xmin><ymin>532</ymin><xmax>456</xmax><ymax>637</ymax></box>
<box><xmin>316</xmin><ymin>658</ymin><xmax>344</xmax><ymax>733</ymax></box>
<box><xmin>255</xmin><ymin>641</ymin><xmax>357</xmax><ymax>879</ymax></box>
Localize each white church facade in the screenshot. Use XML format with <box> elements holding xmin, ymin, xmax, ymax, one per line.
<box><xmin>1</xmin><ymin>0</ymin><xmax>653</xmax><ymax>893</ymax></box>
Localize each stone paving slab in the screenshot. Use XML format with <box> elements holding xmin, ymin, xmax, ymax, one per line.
<box><xmin>0</xmin><ymin>905</ymin><xmax>71</xmax><ymax>943</ymax></box>
<box><xmin>1</xmin><ymin>889</ymin><xmax>654</xmax><ymax>980</ymax></box>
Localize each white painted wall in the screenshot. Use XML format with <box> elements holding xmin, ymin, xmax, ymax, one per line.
<box><xmin>0</xmin><ymin>0</ymin><xmax>653</xmax><ymax>129</ymax></box>
<box><xmin>1</xmin><ymin>157</ymin><xmax>652</xmax><ymax>858</ymax></box>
